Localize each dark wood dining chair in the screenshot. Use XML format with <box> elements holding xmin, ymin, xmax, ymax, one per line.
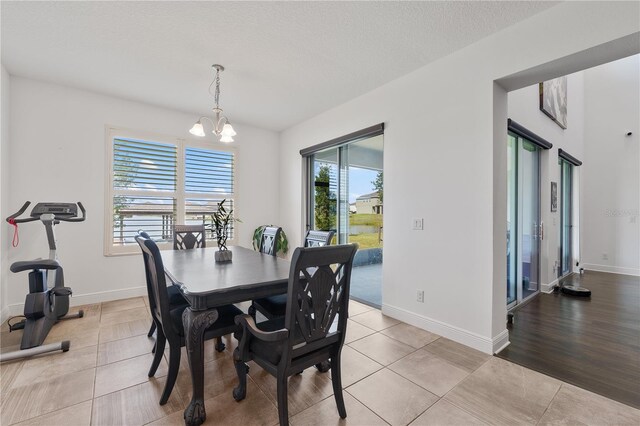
<box><xmin>249</xmin><ymin>229</ymin><xmax>335</xmax><ymax>321</ymax></box>
<box><xmin>147</xmin><ymin>225</ymin><xmax>225</xmax><ymax>351</ymax></box>
<box><xmin>304</xmin><ymin>230</ymin><xmax>335</xmax><ymax>247</ymax></box>
<box><xmin>138</xmin><ymin>231</ymin><xmax>188</xmax><ymax>343</ymax></box>
<box><xmin>173</xmin><ymin>224</ymin><xmax>206</xmax><ymax>250</ymax></box>
<box><xmin>259</xmin><ymin>226</ymin><xmax>281</xmax><ymax>256</ymax></box>
<box><xmin>135</xmin><ymin>234</ymin><xmax>243</xmax><ymax>405</ymax></box>
<box><xmin>232</xmin><ymin>244</ymin><xmax>358</xmax><ymax>426</ymax></box>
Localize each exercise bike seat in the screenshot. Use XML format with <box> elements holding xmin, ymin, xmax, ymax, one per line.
<box><xmin>11</xmin><ymin>259</ymin><xmax>61</xmax><ymax>273</ymax></box>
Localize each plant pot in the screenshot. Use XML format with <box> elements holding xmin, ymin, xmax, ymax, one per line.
<box><xmin>215</xmin><ymin>249</ymin><xmax>233</xmax><ymax>263</ymax></box>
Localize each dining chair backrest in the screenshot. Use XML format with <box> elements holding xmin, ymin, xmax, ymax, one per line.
<box><xmin>173</xmin><ymin>224</ymin><xmax>206</xmax><ymax>250</ymax></box>
<box><xmin>135</xmin><ymin>234</ymin><xmax>181</xmax><ymax>341</ymax></box>
<box><xmin>282</xmin><ymin>244</ymin><xmax>357</xmax><ymax>363</ymax></box>
<box><xmin>304</xmin><ymin>230</ymin><xmax>335</xmax><ymax>247</ymax></box>
<box><xmin>259</xmin><ymin>226</ymin><xmax>282</xmax><ymax>256</ymax></box>
<box><xmin>137</xmin><ymin>230</ymin><xmax>160</xmax><ymax>322</ymax></box>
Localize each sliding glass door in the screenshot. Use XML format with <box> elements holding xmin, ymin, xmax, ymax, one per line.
<box><xmin>507</xmin><ymin>135</ymin><xmax>517</xmax><ymax>306</ymax></box>
<box><xmin>507</xmin><ymin>133</ymin><xmax>541</xmax><ymax>308</ymax></box>
<box><xmin>559</xmin><ymin>159</ymin><xmax>573</xmax><ymax>277</ymax></box>
<box><xmin>307</xmin><ymin>135</ymin><xmax>384</xmax><ymax>307</ymax></box>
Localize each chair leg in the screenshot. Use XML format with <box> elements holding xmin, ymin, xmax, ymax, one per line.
<box><xmin>330</xmin><ymin>355</ymin><xmax>347</xmax><ymax>419</ymax></box>
<box><xmin>159</xmin><ymin>343</ymin><xmax>181</xmax><ymax>405</ymax></box>
<box><xmin>147</xmin><ymin>320</ymin><xmax>156</xmax><ymax>337</ymax></box>
<box><xmin>315</xmin><ymin>360</ymin><xmax>331</xmax><ymax>372</ymax></box>
<box><xmin>276</xmin><ymin>372</ymin><xmax>289</xmax><ymax>426</ymax></box>
<box><xmin>232</xmin><ymin>347</ymin><xmax>249</xmax><ymax>401</ymax></box>
<box><xmin>148</xmin><ymin>330</ymin><xmax>166</xmax><ymax>377</ymax></box>
<box><xmin>215</xmin><ymin>336</ymin><xmax>226</xmax><ymax>352</ymax></box>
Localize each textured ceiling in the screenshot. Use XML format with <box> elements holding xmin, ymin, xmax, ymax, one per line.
<box><xmin>1</xmin><ymin>1</ymin><xmax>556</xmax><ymax>131</ymax></box>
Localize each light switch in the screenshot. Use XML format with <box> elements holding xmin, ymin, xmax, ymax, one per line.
<box><xmin>412</xmin><ymin>218</ymin><xmax>424</xmax><ymax>230</ymax></box>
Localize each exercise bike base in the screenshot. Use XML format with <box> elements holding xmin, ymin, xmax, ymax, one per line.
<box><xmin>561</xmin><ymin>285</ymin><xmax>591</xmax><ymax>297</ymax></box>
<box><xmin>0</xmin><ymin>340</ymin><xmax>71</xmax><ymax>363</ymax></box>
<box><xmin>58</xmin><ymin>309</ymin><xmax>84</xmax><ymax>321</ymax></box>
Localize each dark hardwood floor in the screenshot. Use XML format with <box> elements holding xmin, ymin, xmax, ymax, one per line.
<box><xmin>497</xmin><ymin>271</ymin><xmax>640</xmax><ymax>409</ymax></box>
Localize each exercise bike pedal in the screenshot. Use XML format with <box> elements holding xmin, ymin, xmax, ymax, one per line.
<box><xmin>9</xmin><ymin>319</ymin><xmax>26</xmax><ymax>332</ymax></box>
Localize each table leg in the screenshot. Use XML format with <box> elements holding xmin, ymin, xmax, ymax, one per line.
<box><xmin>182</xmin><ymin>307</ymin><xmax>219</xmax><ymax>426</ymax></box>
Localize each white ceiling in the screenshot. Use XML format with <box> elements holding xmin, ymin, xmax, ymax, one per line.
<box><xmin>1</xmin><ymin>1</ymin><xmax>557</xmax><ymax>132</ymax></box>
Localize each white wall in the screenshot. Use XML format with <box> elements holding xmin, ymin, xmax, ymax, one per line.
<box><xmin>278</xmin><ymin>2</ymin><xmax>639</xmax><ymax>353</ymax></box>
<box><xmin>1</xmin><ymin>65</ymin><xmax>11</xmax><ymax>322</ymax></box>
<box><xmin>6</xmin><ymin>77</ymin><xmax>280</xmax><ymax>311</ymax></box>
<box><xmin>507</xmin><ymin>72</ymin><xmax>585</xmax><ymax>290</ymax></box>
<box><xmin>582</xmin><ymin>55</ymin><xmax>640</xmax><ymax>275</ymax></box>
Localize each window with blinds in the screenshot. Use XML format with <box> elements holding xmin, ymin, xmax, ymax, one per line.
<box><xmin>106</xmin><ymin>129</ymin><xmax>235</xmax><ymax>255</ymax></box>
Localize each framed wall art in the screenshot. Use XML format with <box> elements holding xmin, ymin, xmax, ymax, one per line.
<box><xmin>551</xmin><ymin>181</ymin><xmax>558</xmax><ymax>212</ymax></box>
<box><xmin>539</xmin><ymin>76</ymin><xmax>567</xmax><ymax>129</ymax></box>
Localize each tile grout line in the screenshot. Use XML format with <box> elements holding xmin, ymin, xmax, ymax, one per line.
<box><xmin>89</xmin><ymin>301</ymin><xmax>103</xmax><ymax>426</ymax></box>
<box><xmin>343</xmin><ymin>387</ymin><xmax>392</xmax><ymax>426</ymax></box>
<box><xmin>7</xmin><ymin>400</ymin><xmax>93</xmax><ymax>426</ymax></box>
<box><xmin>346</xmin><ymin>331</ymin><xmax>420</xmax><ymax>367</ymax></box>
<box><xmin>439</xmin><ymin>374</ymin><xmax>490</xmax><ymax>425</ymax></box>
<box><xmin>535</xmin><ymin>382</ymin><xmax>563</xmax><ymax>425</ymax></box>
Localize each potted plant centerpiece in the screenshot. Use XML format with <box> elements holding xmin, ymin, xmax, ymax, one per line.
<box><xmin>211</xmin><ymin>199</ymin><xmax>240</xmax><ymax>262</ymax></box>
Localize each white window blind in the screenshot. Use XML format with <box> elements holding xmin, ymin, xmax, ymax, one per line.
<box><xmin>106</xmin><ymin>129</ymin><xmax>235</xmax><ymax>255</ymax></box>
<box><xmin>112</xmin><ymin>138</ymin><xmax>177</xmax><ymax>245</ymax></box>
<box><xmin>184</xmin><ymin>147</ymin><xmax>235</xmax><ymax>240</ymax></box>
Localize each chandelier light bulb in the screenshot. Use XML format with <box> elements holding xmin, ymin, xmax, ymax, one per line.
<box><xmin>221</xmin><ymin>123</ymin><xmax>237</xmax><ymax>137</ymax></box>
<box><xmin>220</xmin><ymin>134</ymin><xmax>234</xmax><ymax>143</ymax></box>
<box><xmin>189</xmin><ymin>121</ymin><xmax>205</xmax><ymax>137</ymax></box>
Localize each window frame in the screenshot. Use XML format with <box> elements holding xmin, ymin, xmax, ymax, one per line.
<box><xmin>104</xmin><ymin>126</ymin><xmax>237</xmax><ymax>256</ymax></box>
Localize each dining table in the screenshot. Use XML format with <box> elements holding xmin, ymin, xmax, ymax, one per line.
<box><xmin>162</xmin><ymin>245</ymin><xmax>291</xmax><ymax>426</ymax></box>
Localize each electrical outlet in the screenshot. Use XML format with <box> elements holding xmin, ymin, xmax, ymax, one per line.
<box><xmin>416</xmin><ymin>290</ymin><xmax>424</xmax><ymax>303</ymax></box>
<box><xmin>602</xmin><ymin>253</ymin><xmax>609</xmax><ymax>261</ymax></box>
<box><xmin>412</xmin><ymin>218</ymin><xmax>424</xmax><ymax>230</ymax></box>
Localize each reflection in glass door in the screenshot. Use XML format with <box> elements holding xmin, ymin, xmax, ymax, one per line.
<box><xmin>559</xmin><ymin>159</ymin><xmax>573</xmax><ymax>277</ymax></box>
<box><xmin>310</xmin><ymin>148</ymin><xmax>338</xmax><ymax>237</ymax></box>
<box><xmin>507</xmin><ymin>133</ymin><xmax>541</xmax><ymax>309</ymax></box>
<box><xmin>520</xmin><ymin>140</ymin><xmax>540</xmax><ymax>300</ymax></box>
<box><xmin>308</xmin><ymin>135</ymin><xmax>384</xmax><ymax>308</ymax></box>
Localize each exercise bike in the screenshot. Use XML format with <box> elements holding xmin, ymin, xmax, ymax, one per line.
<box><xmin>1</xmin><ymin>202</ymin><xmax>86</xmax><ymax>362</ymax></box>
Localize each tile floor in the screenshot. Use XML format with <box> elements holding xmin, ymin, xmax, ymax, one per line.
<box><xmin>1</xmin><ymin>297</ymin><xmax>639</xmax><ymax>426</ymax></box>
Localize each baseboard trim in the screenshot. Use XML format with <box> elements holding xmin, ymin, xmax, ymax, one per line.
<box><xmin>7</xmin><ymin>285</ymin><xmax>147</xmax><ymax>316</ymax></box>
<box><xmin>542</xmin><ymin>279</ymin><xmax>558</xmax><ymax>293</ymax></box>
<box><xmin>382</xmin><ymin>303</ymin><xmax>502</xmax><ymax>354</ymax></box>
<box><xmin>492</xmin><ymin>329</ymin><xmax>510</xmax><ymax>354</ymax></box>
<box><xmin>1</xmin><ymin>306</ymin><xmax>10</xmax><ymax>324</ymax></box>
<box><xmin>582</xmin><ymin>263</ymin><xmax>640</xmax><ymax>277</ymax></box>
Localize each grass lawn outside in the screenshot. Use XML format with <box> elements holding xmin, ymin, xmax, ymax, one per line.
<box><xmin>349</xmin><ymin>213</ymin><xmax>383</xmax><ymax>227</ymax></box>
<box><xmin>319</xmin><ymin>213</ymin><xmax>383</xmax><ymax>249</ymax></box>
<box><xmin>348</xmin><ymin>232</ymin><xmax>382</xmax><ymax>249</ymax></box>
<box><xmin>348</xmin><ymin>213</ymin><xmax>383</xmax><ymax>249</ymax></box>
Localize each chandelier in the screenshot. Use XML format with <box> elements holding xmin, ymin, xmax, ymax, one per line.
<box><xmin>189</xmin><ymin>64</ymin><xmax>237</xmax><ymax>143</ymax></box>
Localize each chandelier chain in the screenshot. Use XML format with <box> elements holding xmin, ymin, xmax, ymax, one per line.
<box><xmin>214</xmin><ymin>68</ymin><xmax>221</xmax><ymax>109</ymax></box>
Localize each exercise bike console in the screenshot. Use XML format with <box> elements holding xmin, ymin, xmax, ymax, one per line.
<box><xmin>30</xmin><ymin>202</ymin><xmax>78</xmax><ymax>218</ymax></box>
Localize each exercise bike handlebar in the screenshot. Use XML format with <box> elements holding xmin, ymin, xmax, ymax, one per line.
<box><xmin>57</xmin><ymin>202</ymin><xmax>86</xmax><ymax>222</ymax></box>
<box><xmin>6</xmin><ymin>201</ymin><xmax>38</xmax><ymax>224</ymax></box>
<box><xmin>6</xmin><ymin>201</ymin><xmax>86</xmax><ymax>223</ymax></box>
